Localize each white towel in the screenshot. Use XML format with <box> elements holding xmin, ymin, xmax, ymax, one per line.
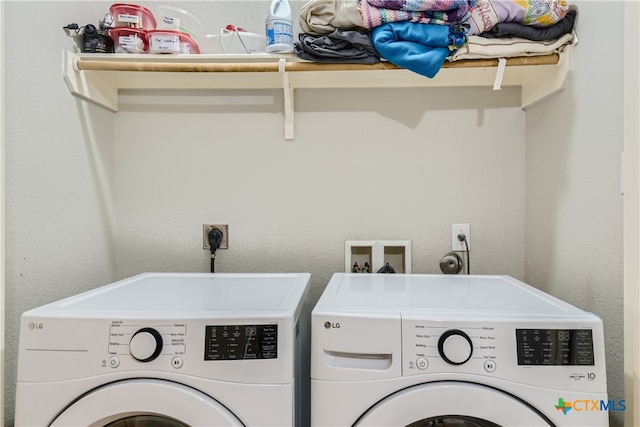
<box><xmin>449</xmin><ymin>32</ymin><xmax>573</xmax><ymax>61</ymax></box>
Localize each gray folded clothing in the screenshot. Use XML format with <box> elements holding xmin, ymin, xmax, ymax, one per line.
<box><xmin>481</xmin><ymin>8</ymin><xmax>577</xmax><ymax>41</ymax></box>
<box><xmin>294</xmin><ymin>29</ymin><xmax>381</xmax><ymax>64</ymax></box>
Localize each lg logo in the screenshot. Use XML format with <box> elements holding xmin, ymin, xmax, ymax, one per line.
<box><xmin>324</xmin><ymin>321</ymin><xmax>340</xmax><ymax>329</ymax></box>
<box><xmin>28</xmin><ymin>322</ymin><xmax>43</xmax><ymax>330</ymax></box>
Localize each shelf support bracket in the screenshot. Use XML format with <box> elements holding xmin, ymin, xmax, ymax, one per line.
<box><xmin>62</xmin><ymin>50</ymin><xmax>118</xmax><ymax>112</ymax></box>
<box><xmin>493</xmin><ymin>58</ymin><xmax>507</xmax><ymax>91</ymax></box>
<box><xmin>521</xmin><ymin>45</ymin><xmax>574</xmax><ymax>109</ymax></box>
<box><xmin>279</xmin><ymin>58</ymin><xmax>294</xmax><ymax>140</ymax></box>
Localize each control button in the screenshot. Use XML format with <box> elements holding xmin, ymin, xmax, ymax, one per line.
<box><xmin>484</xmin><ymin>360</ymin><xmax>497</xmax><ymax>373</ymax></box>
<box><xmin>416</xmin><ymin>357</ymin><xmax>428</xmax><ymax>370</ymax></box>
<box><xmin>171</xmin><ymin>356</ymin><xmax>184</xmax><ymax>369</ymax></box>
<box><xmin>130</xmin><ymin>327</ymin><xmax>163</xmax><ymax>362</ymax></box>
<box><xmin>109</xmin><ymin>356</ymin><xmax>120</xmax><ymax>368</ymax></box>
<box><xmin>438</xmin><ymin>329</ymin><xmax>473</xmax><ymax>365</ymax></box>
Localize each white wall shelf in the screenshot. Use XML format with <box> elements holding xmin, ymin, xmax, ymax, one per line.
<box><xmin>63</xmin><ymin>48</ymin><xmax>573</xmax><ymax>140</ymax></box>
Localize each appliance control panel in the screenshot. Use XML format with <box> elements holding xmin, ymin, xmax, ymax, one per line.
<box><xmin>103</xmin><ymin>319</ymin><xmax>284</xmax><ymax>379</ymax></box>
<box><xmin>515</xmin><ymin>328</ymin><xmax>594</xmax><ymax>366</ymax></box>
<box><xmin>402</xmin><ymin>320</ymin><xmax>499</xmax><ymax>375</ymax></box>
<box><xmin>107</xmin><ymin>321</ymin><xmax>280</xmax><ymax>362</ymax></box>
<box><xmin>17</xmin><ymin>315</ymin><xmax>292</xmax><ymax>384</ymax></box>
<box><xmin>108</xmin><ymin>321</ymin><xmax>187</xmax><ymax>363</ymax></box>
<box><xmin>401</xmin><ymin>318</ymin><xmax>606</xmax><ymax>392</ymax></box>
<box><xmin>204</xmin><ymin>324</ymin><xmax>278</xmax><ymax>360</ymax></box>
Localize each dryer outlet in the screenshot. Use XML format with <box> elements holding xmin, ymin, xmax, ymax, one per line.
<box><xmin>203</xmin><ymin>224</ymin><xmax>229</xmax><ymax>250</ymax></box>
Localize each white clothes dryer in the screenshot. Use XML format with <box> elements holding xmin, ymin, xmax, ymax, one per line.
<box><xmin>311</xmin><ymin>274</ymin><xmax>610</xmax><ymax>427</ymax></box>
<box><xmin>15</xmin><ymin>272</ymin><xmax>311</xmax><ymax>427</ymax></box>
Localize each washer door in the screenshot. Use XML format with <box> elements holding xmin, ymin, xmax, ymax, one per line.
<box><xmin>354</xmin><ymin>382</ymin><xmax>555</xmax><ymax>427</ymax></box>
<box><xmin>50</xmin><ymin>379</ymin><xmax>245</xmax><ymax>427</ymax></box>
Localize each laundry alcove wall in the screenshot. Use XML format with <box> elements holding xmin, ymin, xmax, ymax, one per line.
<box><xmin>2</xmin><ymin>1</ymin><xmax>626</xmax><ymax>426</ymax></box>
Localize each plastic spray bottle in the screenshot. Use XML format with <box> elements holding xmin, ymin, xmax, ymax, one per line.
<box><xmin>265</xmin><ymin>0</ymin><xmax>293</xmax><ymax>53</ymax></box>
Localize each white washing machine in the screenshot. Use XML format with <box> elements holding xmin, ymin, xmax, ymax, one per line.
<box><xmin>311</xmin><ymin>273</ymin><xmax>609</xmax><ymax>427</ymax></box>
<box><xmin>15</xmin><ymin>272</ymin><xmax>311</xmax><ymax>427</ymax></box>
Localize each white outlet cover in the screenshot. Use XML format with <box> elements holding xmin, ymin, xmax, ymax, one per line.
<box><xmin>452</xmin><ymin>223</ymin><xmax>470</xmax><ymax>251</ymax></box>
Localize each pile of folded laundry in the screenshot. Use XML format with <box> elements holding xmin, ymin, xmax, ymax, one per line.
<box><xmin>295</xmin><ymin>0</ymin><xmax>576</xmax><ymax>78</ymax></box>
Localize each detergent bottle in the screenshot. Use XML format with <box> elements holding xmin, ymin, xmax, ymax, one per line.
<box><xmin>265</xmin><ymin>0</ymin><xmax>293</xmax><ymax>53</ymax></box>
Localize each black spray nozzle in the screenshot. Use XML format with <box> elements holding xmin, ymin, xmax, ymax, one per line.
<box><xmin>63</xmin><ymin>23</ymin><xmax>80</xmax><ymax>31</ymax></box>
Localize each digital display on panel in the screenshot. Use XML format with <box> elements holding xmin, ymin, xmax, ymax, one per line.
<box><xmin>516</xmin><ymin>329</ymin><xmax>594</xmax><ymax>366</ymax></box>
<box><xmin>204</xmin><ymin>325</ymin><xmax>278</xmax><ymax>361</ymax></box>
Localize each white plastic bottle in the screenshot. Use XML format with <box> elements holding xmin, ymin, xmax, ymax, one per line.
<box><xmin>265</xmin><ymin>0</ymin><xmax>293</xmax><ymax>53</ymax></box>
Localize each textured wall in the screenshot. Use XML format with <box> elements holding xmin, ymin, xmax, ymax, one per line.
<box><xmin>2</xmin><ymin>0</ymin><xmax>626</xmax><ymax>426</ymax></box>
<box><xmin>113</xmin><ymin>86</ymin><xmax>526</xmax><ymax>304</ymax></box>
<box><xmin>3</xmin><ymin>1</ymin><xmax>118</xmax><ymax>423</ymax></box>
<box><xmin>525</xmin><ymin>2</ymin><xmax>625</xmax><ymax>425</ymax></box>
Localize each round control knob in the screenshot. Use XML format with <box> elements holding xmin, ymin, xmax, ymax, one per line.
<box><xmin>438</xmin><ymin>329</ymin><xmax>473</xmax><ymax>365</ymax></box>
<box><xmin>129</xmin><ymin>327</ymin><xmax>163</xmax><ymax>362</ymax></box>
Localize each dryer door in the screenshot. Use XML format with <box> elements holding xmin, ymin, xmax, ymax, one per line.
<box><xmin>50</xmin><ymin>379</ymin><xmax>245</xmax><ymax>427</ymax></box>
<box><xmin>354</xmin><ymin>382</ymin><xmax>554</xmax><ymax>427</ymax></box>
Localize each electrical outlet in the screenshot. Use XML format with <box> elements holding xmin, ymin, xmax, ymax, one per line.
<box><xmin>203</xmin><ymin>224</ymin><xmax>229</xmax><ymax>250</ymax></box>
<box><xmin>451</xmin><ymin>223</ymin><xmax>470</xmax><ymax>251</ymax></box>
